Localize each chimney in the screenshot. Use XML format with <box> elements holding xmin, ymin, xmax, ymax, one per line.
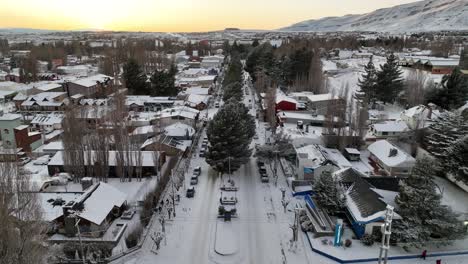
<box><xmin>389</xmin><ymin>148</ymin><xmax>398</xmax><ymax>157</ymax></box>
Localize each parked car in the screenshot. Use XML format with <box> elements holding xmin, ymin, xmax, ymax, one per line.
<box><xmin>259</xmin><ymin>165</ymin><xmax>267</xmax><ymax>174</ymax></box>
<box><xmin>257</xmin><ymin>160</ymin><xmax>265</xmax><ymax>167</ymax></box>
<box><xmin>18</xmin><ymin>157</ymin><xmax>31</xmax><ymax>165</ymax></box>
<box><xmin>253</xmin><ymin>134</ymin><xmax>259</xmax><ymax>140</ymax></box>
<box><xmin>190</xmin><ymin>176</ymin><xmax>198</xmax><ymax>185</ymax></box>
<box><xmin>261</xmin><ymin>174</ymin><xmax>269</xmax><ymax>183</ymax></box>
<box><xmin>193</xmin><ymin>166</ymin><xmax>201</xmax><ymax>176</ymax></box>
<box><xmin>215</xmin><ymin>102</ymin><xmax>220</xmax><ymax>108</ymax></box>
<box><xmin>199</xmin><ymin>148</ymin><xmax>206</xmax><ymax>157</ymax></box>
<box><xmin>186</xmin><ymin>187</ymin><xmax>195</xmax><ymax>198</ymax></box>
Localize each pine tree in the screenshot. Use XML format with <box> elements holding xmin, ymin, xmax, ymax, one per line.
<box><xmin>428</xmin><ymin>67</ymin><xmax>468</xmax><ymax>110</ymax></box>
<box><xmin>123</xmin><ymin>58</ymin><xmax>148</xmax><ymax>95</ymax></box>
<box><xmin>393</xmin><ymin>158</ymin><xmax>464</xmax><ymax>248</ymax></box>
<box><xmin>313</xmin><ymin>171</ymin><xmax>346</xmax><ymax>214</ymax></box>
<box><xmin>206</xmin><ymin>100</ymin><xmax>255</xmax><ymax>175</ymax></box>
<box><xmin>425</xmin><ymin>112</ymin><xmax>468</xmax><ymax>162</ymax></box>
<box><xmin>356</xmin><ymin>56</ymin><xmax>377</xmax><ymax>104</ymax></box>
<box><xmin>150</xmin><ymin>65</ymin><xmax>177</xmax><ymax>96</ymax></box>
<box><xmin>223</xmin><ymin>81</ymin><xmax>243</xmax><ymax>102</ymax></box>
<box><xmin>445</xmin><ymin>135</ymin><xmax>468</xmax><ymax>184</ymax></box>
<box><xmin>376</xmin><ymin>53</ymin><xmax>403</xmax><ymax>103</ymax></box>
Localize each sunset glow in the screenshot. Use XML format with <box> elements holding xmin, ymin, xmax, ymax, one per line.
<box><xmin>1</xmin><ymin>0</ymin><xmax>420</xmax><ymax>32</ymax></box>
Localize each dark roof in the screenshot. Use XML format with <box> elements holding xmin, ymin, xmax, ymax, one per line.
<box><xmin>363</xmin><ymin>177</ymin><xmax>401</xmax><ymax>192</ymax></box>
<box><xmin>337</xmin><ymin>168</ymin><xmax>387</xmax><ymax>218</ymax></box>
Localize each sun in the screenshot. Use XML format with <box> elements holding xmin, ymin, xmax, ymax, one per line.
<box><xmin>72</xmin><ymin>0</ymin><xmax>129</xmax><ymax>30</ymax></box>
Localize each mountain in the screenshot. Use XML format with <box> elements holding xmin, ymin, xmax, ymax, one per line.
<box><xmin>281</xmin><ymin>0</ymin><xmax>468</xmax><ymax>32</ymax></box>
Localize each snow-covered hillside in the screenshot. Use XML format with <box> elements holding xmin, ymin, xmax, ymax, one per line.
<box><xmin>281</xmin><ymin>0</ymin><xmax>468</xmax><ymax>33</ymax></box>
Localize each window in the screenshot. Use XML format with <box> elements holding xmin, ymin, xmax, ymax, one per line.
<box><xmin>382</xmin><ymin>132</ymin><xmax>388</xmax><ymax>135</ymax></box>
<box><xmin>3</xmin><ymin>129</ymin><xmax>9</xmax><ymax>134</ymax></box>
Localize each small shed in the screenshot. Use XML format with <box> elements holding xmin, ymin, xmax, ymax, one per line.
<box><xmin>344</xmin><ymin>148</ymin><xmax>360</xmax><ymax>161</ymax></box>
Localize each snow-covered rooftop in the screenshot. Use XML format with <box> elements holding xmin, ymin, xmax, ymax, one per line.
<box><xmin>368</xmin><ymin>140</ymin><xmax>416</xmax><ymax>168</ymax></box>
<box><xmin>371</xmin><ymin>120</ymin><xmax>409</xmax><ymax>133</ymax></box>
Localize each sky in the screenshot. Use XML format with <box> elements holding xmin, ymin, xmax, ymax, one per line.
<box><xmin>0</xmin><ymin>0</ymin><xmax>421</xmax><ymax>32</ymax></box>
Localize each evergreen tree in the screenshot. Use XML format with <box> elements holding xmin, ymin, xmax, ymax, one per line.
<box><xmin>355</xmin><ymin>56</ymin><xmax>377</xmax><ymax>104</ymax></box>
<box><xmin>123</xmin><ymin>58</ymin><xmax>148</xmax><ymax>95</ymax></box>
<box><xmin>313</xmin><ymin>171</ymin><xmax>346</xmax><ymax>214</ymax></box>
<box><xmin>425</xmin><ymin>112</ymin><xmax>468</xmax><ymax>162</ymax></box>
<box><xmin>375</xmin><ymin>53</ymin><xmax>403</xmax><ymax>103</ymax></box>
<box><xmin>445</xmin><ymin>135</ymin><xmax>468</xmax><ymax>184</ymax></box>
<box><xmin>252</xmin><ymin>39</ymin><xmax>260</xmax><ymax>47</ymax></box>
<box><xmin>206</xmin><ymin>100</ymin><xmax>255</xmax><ymax>175</ymax></box>
<box><xmin>223</xmin><ymin>81</ymin><xmax>243</xmax><ymax>102</ymax></box>
<box><xmin>428</xmin><ymin>67</ymin><xmax>468</xmax><ymax>110</ymax></box>
<box><xmin>393</xmin><ymin>158</ymin><xmax>464</xmax><ymax>248</ymax></box>
<box><xmin>150</xmin><ymin>65</ymin><xmax>177</xmax><ymax>96</ymax></box>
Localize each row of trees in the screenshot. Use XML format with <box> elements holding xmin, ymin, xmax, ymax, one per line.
<box><xmin>61</xmin><ymin>93</ymin><xmax>147</xmax><ymax>183</ymax></box>
<box><xmin>206</xmin><ymin>52</ymin><xmax>255</xmax><ymax>176</ymax></box>
<box><xmin>122</xmin><ymin>58</ymin><xmax>177</xmax><ymax>96</ymax></box>
<box><xmin>245</xmin><ymin>42</ymin><xmax>325</xmax><ymax>93</ymax></box>
<box><xmin>354</xmin><ymin>54</ymin><xmax>404</xmax><ymax>104</ymax></box>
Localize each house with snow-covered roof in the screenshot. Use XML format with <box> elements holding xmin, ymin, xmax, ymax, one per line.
<box><xmin>66</xmin><ymin>74</ymin><xmax>114</xmax><ymax>97</ymax></box>
<box><xmin>368</xmin><ymin>120</ymin><xmax>409</xmax><ymax>139</ymax></box>
<box><xmin>335</xmin><ymin>168</ymin><xmax>401</xmax><ymax>239</ymax></box>
<box><xmin>19</xmin><ymin>92</ymin><xmax>69</xmax><ymax>113</ymax></box>
<box><xmin>47</xmin><ymin>150</ymin><xmax>162</xmax><ymax>178</ymax></box>
<box><xmin>155</xmin><ymin>106</ymin><xmax>200</xmax><ymax>127</ymax></box>
<box><xmin>400</xmin><ymin>104</ymin><xmax>439</xmax><ymax>130</ymax></box>
<box><xmin>295</xmin><ymin>144</ymin><xmax>352</xmax><ymax>180</ymax></box>
<box><xmin>367</xmin><ymin>140</ymin><xmax>416</xmax><ymax>177</ymax></box>
<box><xmin>44</xmin><ymin>182</ymin><xmax>127</xmax><ymax>238</ymax></box>
<box><xmin>276</xmin><ymin>93</ymin><xmax>298</xmax><ymax>111</ymax></box>
<box><xmin>30</xmin><ymin>113</ymin><xmax>64</xmax><ymax>131</ymax></box>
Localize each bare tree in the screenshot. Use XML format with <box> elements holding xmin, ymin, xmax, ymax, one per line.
<box><xmin>308</xmin><ymin>51</ymin><xmax>324</xmax><ymax>93</ymax></box>
<box><xmin>0</xmin><ymin>160</ymin><xmax>46</xmax><ymax>264</ymax></box>
<box><xmin>265</xmin><ymin>87</ymin><xmax>277</xmax><ymax>134</ymax></box>
<box><xmin>62</xmin><ymin>106</ymin><xmax>86</xmax><ymax>181</ymax></box>
<box><xmin>405</xmin><ymin>69</ymin><xmax>428</xmax><ymax>107</ymax></box>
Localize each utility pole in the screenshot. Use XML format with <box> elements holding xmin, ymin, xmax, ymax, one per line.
<box><xmin>378</xmin><ymin>205</ymin><xmax>394</xmax><ymax>264</ymax></box>
<box><xmin>75</xmin><ymin>219</ymin><xmax>86</xmax><ymax>264</ymax></box>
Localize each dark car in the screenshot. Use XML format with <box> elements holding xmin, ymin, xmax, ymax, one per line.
<box><xmin>190</xmin><ymin>176</ymin><xmax>199</xmax><ymax>185</ymax></box>
<box><xmin>193</xmin><ymin>166</ymin><xmax>201</xmax><ymax>176</ymax></box>
<box><xmin>186</xmin><ymin>187</ymin><xmax>195</xmax><ymax>198</ymax></box>
<box><xmin>257</xmin><ymin>160</ymin><xmax>265</xmax><ymax>167</ymax></box>
<box><xmin>199</xmin><ymin>148</ymin><xmax>206</xmax><ymax>157</ymax></box>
